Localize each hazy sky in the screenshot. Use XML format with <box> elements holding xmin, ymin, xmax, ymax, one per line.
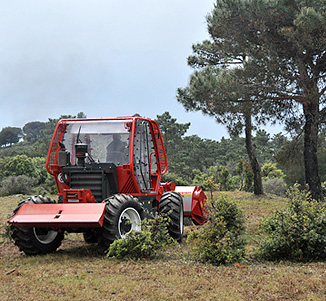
<box><xmin>0</xmin><ymin>0</ymin><xmax>282</xmax><ymax>140</ymax></box>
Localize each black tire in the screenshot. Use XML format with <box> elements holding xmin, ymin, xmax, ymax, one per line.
<box><xmin>10</xmin><ymin>195</ymin><xmax>64</xmax><ymax>255</ymax></box>
<box><xmin>83</xmin><ymin>231</ymin><xmax>98</xmax><ymax>244</ymax></box>
<box><xmin>98</xmin><ymin>194</ymin><xmax>144</xmax><ymax>248</ymax></box>
<box><xmin>159</xmin><ymin>191</ymin><xmax>184</xmax><ymax>242</ymax></box>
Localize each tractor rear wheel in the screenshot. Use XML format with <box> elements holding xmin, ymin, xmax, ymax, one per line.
<box><xmin>98</xmin><ymin>194</ymin><xmax>144</xmax><ymax>249</ymax></box>
<box><xmin>10</xmin><ymin>196</ymin><xmax>64</xmax><ymax>255</ymax></box>
<box><xmin>159</xmin><ymin>191</ymin><xmax>184</xmax><ymax>242</ymax></box>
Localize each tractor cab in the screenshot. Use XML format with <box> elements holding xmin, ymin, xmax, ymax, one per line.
<box><xmin>59</xmin><ymin>119</ymin><xmax>131</xmax><ymax>167</ymax></box>
<box><xmin>47</xmin><ymin>117</ymin><xmax>167</xmax><ymax>203</ymax></box>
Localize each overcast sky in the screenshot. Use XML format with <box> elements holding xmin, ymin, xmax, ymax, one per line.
<box><xmin>0</xmin><ymin>0</ymin><xmax>283</xmax><ymax>141</ymax></box>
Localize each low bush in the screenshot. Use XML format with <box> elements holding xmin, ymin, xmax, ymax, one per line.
<box><xmin>107</xmin><ymin>213</ymin><xmax>175</xmax><ymax>260</ymax></box>
<box><xmin>263</xmin><ymin>178</ymin><xmax>287</xmax><ymax>196</ymax></box>
<box><xmin>257</xmin><ymin>184</ymin><xmax>326</xmax><ymax>261</ymax></box>
<box><xmin>0</xmin><ymin>175</ymin><xmax>36</xmax><ymax>196</ymax></box>
<box><xmin>0</xmin><ymin>218</ymin><xmax>13</xmax><ymax>244</ymax></box>
<box><xmin>187</xmin><ymin>193</ymin><xmax>246</xmax><ymax>265</ymax></box>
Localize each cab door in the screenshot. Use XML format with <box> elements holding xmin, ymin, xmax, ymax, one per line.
<box><xmin>133</xmin><ymin>119</ymin><xmax>152</xmax><ymax>192</ymax></box>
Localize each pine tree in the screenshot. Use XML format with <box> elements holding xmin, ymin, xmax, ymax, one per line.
<box><xmin>178</xmin><ymin>0</ymin><xmax>326</xmax><ymax>199</ymax></box>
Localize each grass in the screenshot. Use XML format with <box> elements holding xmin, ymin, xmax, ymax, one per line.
<box><xmin>1</xmin><ymin>193</ymin><xmax>326</xmax><ymax>300</ymax></box>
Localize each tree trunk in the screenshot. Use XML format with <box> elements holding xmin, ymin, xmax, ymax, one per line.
<box><xmin>244</xmin><ymin>111</ymin><xmax>264</xmax><ymax>195</ymax></box>
<box><xmin>303</xmin><ymin>101</ymin><xmax>322</xmax><ymax>200</ymax></box>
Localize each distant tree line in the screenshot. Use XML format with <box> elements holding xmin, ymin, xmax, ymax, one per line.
<box><xmin>156</xmin><ymin>112</ymin><xmax>306</xmax><ymax>197</ymax></box>
<box><xmin>0</xmin><ymin>111</ymin><xmax>325</xmax><ymax>197</ymax></box>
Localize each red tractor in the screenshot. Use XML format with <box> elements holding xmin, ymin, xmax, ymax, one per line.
<box><xmin>8</xmin><ymin>117</ymin><xmax>207</xmax><ymax>255</ymax></box>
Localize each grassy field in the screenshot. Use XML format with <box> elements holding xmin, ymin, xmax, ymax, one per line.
<box><xmin>1</xmin><ymin>192</ymin><xmax>326</xmax><ymax>300</ymax></box>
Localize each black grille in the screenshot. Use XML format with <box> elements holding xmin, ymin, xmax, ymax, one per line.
<box><xmin>62</xmin><ymin>163</ymin><xmax>118</xmax><ymax>202</ymax></box>
<box><xmin>69</xmin><ymin>170</ymin><xmax>105</xmax><ymax>201</ymax></box>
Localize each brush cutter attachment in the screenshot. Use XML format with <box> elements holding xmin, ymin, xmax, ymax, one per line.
<box><xmin>8</xmin><ymin>203</ymin><xmax>106</xmax><ymax>229</ymax></box>
<box><xmin>175</xmin><ymin>186</ymin><xmax>208</xmax><ymax>225</ymax></box>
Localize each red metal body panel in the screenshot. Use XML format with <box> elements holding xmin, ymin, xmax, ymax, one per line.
<box><xmin>191</xmin><ymin>186</ymin><xmax>208</xmax><ymax>225</ymax></box>
<box><xmin>161</xmin><ymin>182</ymin><xmax>176</xmax><ymax>192</ymax></box>
<box><xmin>151</xmin><ymin>121</ymin><xmax>168</xmax><ymax>174</ymax></box>
<box><xmin>175</xmin><ymin>186</ymin><xmax>208</xmax><ymax>225</ymax></box>
<box><xmin>63</xmin><ymin>189</ymin><xmax>95</xmax><ymax>203</ymax></box>
<box><xmin>8</xmin><ymin>203</ymin><xmax>106</xmax><ymax>228</ymax></box>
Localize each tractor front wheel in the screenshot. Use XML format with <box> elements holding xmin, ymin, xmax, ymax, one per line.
<box><xmin>10</xmin><ymin>196</ymin><xmax>64</xmax><ymax>255</ymax></box>
<box><xmin>98</xmin><ymin>194</ymin><xmax>143</xmax><ymax>249</ymax></box>
<box><xmin>159</xmin><ymin>191</ymin><xmax>184</xmax><ymax>242</ymax></box>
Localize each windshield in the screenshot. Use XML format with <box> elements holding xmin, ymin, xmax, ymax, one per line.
<box><xmin>62</xmin><ymin>120</ymin><xmax>131</xmax><ymax>165</ymax></box>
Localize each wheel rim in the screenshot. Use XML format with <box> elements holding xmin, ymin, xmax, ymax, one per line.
<box><xmin>118</xmin><ymin>207</ymin><xmax>141</xmax><ymax>238</ymax></box>
<box><xmin>33</xmin><ymin>228</ymin><xmax>58</xmax><ymax>244</ymax></box>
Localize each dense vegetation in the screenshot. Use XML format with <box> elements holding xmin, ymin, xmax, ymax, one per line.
<box><xmin>1</xmin><ymin>111</ymin><xmax>326</xmax><ymax>197</ymax></box>
<box><xmin>0</xmin><ymin>113</ymin><xmax>86</xmax><ymax>195</ymax></box>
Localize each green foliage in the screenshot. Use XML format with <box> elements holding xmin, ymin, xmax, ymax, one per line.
<box><xmin>192</xmin><ymin>166</ymin><xmax>231</xmax><ymax>192</ymax></box>
<box><xmin>76</xmin><ymin>112</ymin><xmax>87</xmax><ymax>118</ymax></box>
<box><xmin>31</xmin><ymin>157</ymin><xmax>48</xmax><ymax>184</ymax></box>
<box><xmin>253</xmin><ymin>130</ymin><xmax>273</xmax><ymax>163</ymax></box>
<box><xmin>205</xmin><ymin>176</ymin><xmax>220</xmax><ymax>200</ymax></box>
<box><xmin>192</xmin><ymin>169</ymin><xmax>209</xmax><ymax>189</ymax></box>
<box><xmin>0</xmin><ymin>111</ymin><xmax>312</xmax><ymax>195</ymax></box>
<box><xmin>0</xmin><ymin>216</ymin><xmax>13</xmax><ymax>244</ymax></box>
<box><xmin>155</xmin><ymin>112</ymin><xmax>228</xmax><ymax>184</ymax></box>
<box><xmin>43</xmin><ymin>173</ymin><xmax>57</xmax><ymax>194</ymax></box>
<box><xmin>0</xmin><ymin>155</ymin><xmax>46</xmax><ymax>183</ymax></box>
<box><xmin>161</xmin><ymin>172</ymin><xmax>189</xmax><ymax>186</ymax></box>
<box><xmin>187</xmin><ymin>194</ymin><xmax>246</xmax><ymax>265</ymax></box>
<box><xmin>0</xmin><ymin>155</ymin><xmax>34</xmax><ymax>178</ymax></box>
<box><xmin>216</xmin><ymin>136</ymin><xmax>247</xmax><ymax>164</ymax></box>
<box><xmin>218</xmin><ymin>166</ymin><xmax>231</xmax><ymax>191</ymax></box>
<box><xmin>0</xmin><ymin>127</ymin><xmax>22</xmax><ymax>147</ymax></box>
<box><xmin>155</xmin><ymin>111</ymin><xmax>190</xmax><ymax>167</ymax></box>
<box><xmin>263</xmin><ymin>178</ymin><xmax>287</xmax><ymax>196</ymax></box>
<box><xmin>236</xmin><ymin>160</ymin><xmax>253</xmax><ymax>192</ymax></box>
<box><xmin>258</xmin><ymin>185</ymin><xmax>326</xmax><ymax>261</ymax></box>
<box><xmin>181</xmin><ymin>135</ymin><xmax>220</xmax><ymax>175</ymax></box>
<box><xmin>107</xmin><ymin>214</ymin><xmax>175</xmax><ymax>260</ymax></box>
<box><xmin>261</xmin><ymin>162</ymin><xmax>285</xmax><ymax>181</ymax></box>
<box><xmin>275</xmin><ymin>137</ymin><xmax>305</xmax><ymax>186</ymax></box>
<box><xmin>0</xmin><ymin>175</ymin><xmax>36</xmax><ymax>196</ymax></box>
<box><xmin>316</xmin><ymin>129</ymin><xmax>326</xmax><ymax>183</ymax></box>
<box><xmin>23</xmin><ymin>121</ymin><xmax>47</xmax><ymax>142</ymax></box>
<box><xmin>228</xmin><ymin>175</ymin><xmax>242</xmax><ymax>191</ymax></box>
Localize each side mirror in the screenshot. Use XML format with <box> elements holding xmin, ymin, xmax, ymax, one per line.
<box><xmin>57</xmin><ymin>142</ymin><xmax>70</xmax><ymax>167</ymax></box>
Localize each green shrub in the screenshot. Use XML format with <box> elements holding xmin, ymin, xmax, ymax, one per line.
<box><xmin>261</xmin><ymin>162</ymin><xmax>285</xmax><ymax>181</ymax></box>
<box><xmin>257</xmin><ymin>184</ymin><xmax>326</xmax><ymax>261</ymax></box>
<box><xmin>187</xmin><ymin>194</ymin><xmax>246</xmax><ymax>265</ymax></box>
<box><xmin>0</xmin><ymin>217</ymin><xmax>13</xmax><ymax>244</ymax></box>
<box><xmin>263</xmin><ymin>178</ymin><xmax>287</xmax><ymax>196</ymax></box>
<box><xmin>0</xmin><ymin>175</ymin><xmax>36</xmax><ymax>196</ymax></box>
<box><xmin>107</xmin><ymin>213</ymin><xmax>175</xmax><ymax>260</ymax></box>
